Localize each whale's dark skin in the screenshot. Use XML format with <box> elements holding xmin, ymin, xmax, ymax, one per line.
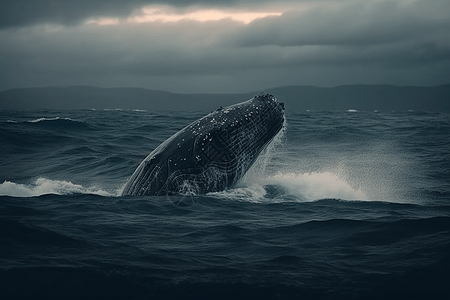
<box><xmin>121</xmin><ymin>94</ymin><xmax>285</xmax><ymax>196</ymax></box>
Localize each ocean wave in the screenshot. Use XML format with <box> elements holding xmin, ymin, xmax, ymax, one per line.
<box><xmin>7</xmin><ymin>117</ymin><xmax>69</xmax><ymax>124</ymax></box>
<box><xmin>0</xmin><ymin>178</ymin><xmax>115</xmax><ymax>197</ymax></box>
<box><xmin>5</xmin><ymin>117</ymin><xmax>91</xmax><ymax>130</ymax></box>
<box><xmin>0</xmin><ymin>218</ymin><xmax>80</xmax><ymax>246</ymax></box>
<box><xmin>208</xmin><ymin>171</ymin><xmax>367</xmax><ymax>203</ymax></box>
<box><xmin>266</xmin><ymin>172</ymin><xmax>367</xmax><ymax>200</ymax></box>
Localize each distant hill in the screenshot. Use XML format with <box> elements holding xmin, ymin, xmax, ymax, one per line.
<box><xmin>266</xmin><ymin>84</ymin><xmax>450</xmax><ymax>112</ymax></box>
<box><xmin>0</xmin><ymin>86</ymin><xmax>254</xmax><ymax>111</ymax></box>
<box><xmin>0</xmin><ymin>84</ymin><xmax>449</xmax><ymax>112</ymax></box>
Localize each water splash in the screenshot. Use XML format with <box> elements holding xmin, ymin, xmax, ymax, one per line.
<box><xmin>210</xmin><ymin>121</ymin><xmax>367</xmax><ymax>203</ymax></box>
<box><xmin>210</xmin><ymin>171</ymin><xmax>366</xmax><ymax>203</ymax></box>
<box><xmin>0</xmin><ymin>178</ymin><xmax>115</xmax><ymax>197</ymax></box>
<box><xmin>263</xmin><ymin>171</ymin><xmax>367</xmax><ymax>201</ymax></box>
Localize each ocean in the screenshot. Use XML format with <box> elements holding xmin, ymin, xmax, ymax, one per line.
<box><xmin>1</xmin><ymin>107</ymin><xmax>449</xmax><ymax>299</ymax></box>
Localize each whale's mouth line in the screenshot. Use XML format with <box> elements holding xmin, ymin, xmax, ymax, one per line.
<box><xmin>121</xmin><ymin>94</ymin><xmax>285</xmax><ymax>197</ymax></box>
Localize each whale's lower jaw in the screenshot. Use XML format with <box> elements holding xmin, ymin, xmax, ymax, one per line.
<box><xmin>121</xmin><ymin>94</ymin><xmax>285</xmax><ymax>196</ymax></box>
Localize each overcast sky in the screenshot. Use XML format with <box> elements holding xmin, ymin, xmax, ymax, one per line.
<box><xmin>1</xmin><ymin>0</ymin><xmax>449</xmax><ymax>93</ymax></box>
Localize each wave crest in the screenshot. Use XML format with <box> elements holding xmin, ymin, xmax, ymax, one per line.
<box><xmin>209</xmin><ymin>171</ymin><xmax>367</xmax><ymax>203</ymax></box>
<box><xmin>0</xmin><ymin>178</ymin><xmax>114</xmax><ymax>197</ymax></box>
<box><xmin>6</xmin><ymin>117</ymin><xmax>91</xmax><ymax>130</ymax></box>
<box><xmin>265</xmin><ymin>172</ymin><xmax>367</xmax><ymax>200</ymax></box>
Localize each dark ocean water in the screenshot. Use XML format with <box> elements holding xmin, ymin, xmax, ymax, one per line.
<box><xmin>1</xmin><ymin>108</ymin><xmax>449</xmax><ymax>299</ymax></box>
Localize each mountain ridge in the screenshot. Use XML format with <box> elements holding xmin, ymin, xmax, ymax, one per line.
<box><xmin>1</xmin><ymin>84</ymin><xmax>449</xmax><ymax>112</ymax></box>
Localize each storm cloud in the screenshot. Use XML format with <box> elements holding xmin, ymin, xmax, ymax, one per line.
<box><xmin>0</xmin><ymin>0</ymin><xmax>295</xmax><ymax>28</ymax></box>
<box><xmin>1</xmin><ymin>0</ymin><xmax>449</xmax><ymax>93</ymax></box>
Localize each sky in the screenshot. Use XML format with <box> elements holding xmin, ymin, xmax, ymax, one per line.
<box><xmin>1</xmin><ymin>0</ymin><xmax>449</xmax><ymax>93</ymax></box>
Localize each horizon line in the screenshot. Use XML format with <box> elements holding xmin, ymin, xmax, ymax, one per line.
<box><xmin>2</xmin><ymin>83</ymin><xmax>450</xmax><ymax>95</ymax></box>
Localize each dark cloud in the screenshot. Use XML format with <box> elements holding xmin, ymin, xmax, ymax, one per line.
<box><xmin>1</xmin><ymin>0</ymin><xmax>138</xmax><ymax>28</ymax></box>
<box><xmin>0</xmin><ymin>0</ymin><xmax>247</xmax><ymax>28</ymax></box>
<box><xmin>0</xmin><ymin>0</ymin><xmax>449</xmax><ymax>93</ymax></box>
<box><xmin>233</xmin><ymin>1</ymin><xmax>450</xmax><ymax>47</ymax></box>
<box><xmin>0</xmin><ymin>0</ymin><xmax>336</xmax><ymax>28</ymax></box>
<box><xmin>221</xmin><ymin>1</ymin><xmax>450</xmax><ymax>72</ymax></box>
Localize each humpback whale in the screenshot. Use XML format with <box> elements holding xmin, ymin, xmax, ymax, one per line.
<box><xmin>121</xmin><ymin>94</ymin><xmax>285</xmax><ymax>196</ymax></box>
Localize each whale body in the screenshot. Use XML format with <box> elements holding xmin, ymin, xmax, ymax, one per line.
<box><xmin>121</xmin><ymin>94</ymin><xmax>285</xmax><ymax>196</ymax></box>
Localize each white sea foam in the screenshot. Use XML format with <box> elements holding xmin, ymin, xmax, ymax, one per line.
<box><xmin>265</xmin><ymin>172</ymin><xmax>366</xmax><ymax>200</ymax></box>
<box><xmin>29</xmin><ymin>117</ymin><xmax>64</xmax><ymax>123</ymax></box>
<box><xmin>210</xmin><ymin>171</ymin><xmax>366</xmax><ymax>203</ymax></box>
<box><xmin>0</xmin><ymin>178</ymin><xmax>115</xmax><ymax>197</ymax></box>
<box><xmin>7</xmin><ymin>117</ymin><xmax>75</xmax><ymax>124</ymax></box>
<box><xmin>208</xmin><ymin>184</ymin><xmax>268</xmax><ymax>202</ymax></box>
